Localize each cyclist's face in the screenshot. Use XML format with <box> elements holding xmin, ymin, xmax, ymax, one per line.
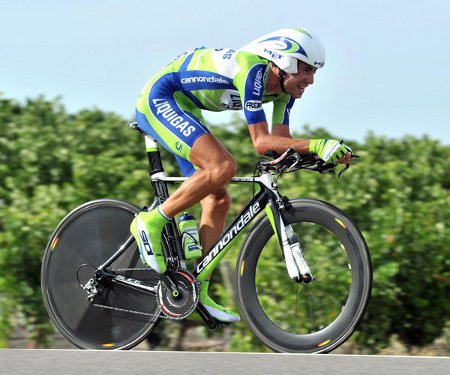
<box><xmin>283</xmin><ymin>61</ymin><xmax>317</xmax><ymax>98</ymax></box>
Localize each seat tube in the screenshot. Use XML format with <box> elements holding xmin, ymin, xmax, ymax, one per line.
<box><xmin>144</xmin><ymin>135</ymin><xmax>169</xmax><ymax>200</ymax></box>
<box><xmin>144</xmin><ymin>135</ymin><xmax>184</xmax><ymax>264</ymax></box>
<box><xmin>145</xmin><ymin>135</ymin><xmax>164</xmax><ymax>177</ymax></box>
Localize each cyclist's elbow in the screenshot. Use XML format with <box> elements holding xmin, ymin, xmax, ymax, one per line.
<box><xmin>251</xmin><ymin>136</ymin><xmax>270</xmax><ymax>155</ymax></box>
<box><xmin>255</xmin><ymin>137</ymin><xmax>281</xmax><ymax>155</ymax></box>
<box><xmin>253</xmin><ymin>143</ymin><xmax>267</xmax><ymax>155</ymax></box>
<box><xmin>248</xmin><ymin>121</ymin><xmax>271</xmax><ymax>155</ymax></box>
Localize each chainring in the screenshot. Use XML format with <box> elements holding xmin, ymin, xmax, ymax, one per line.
<box><xmin>156</xmin><ymin>269</ymin><xmax>199</xmax><ymax>320</ymax></box>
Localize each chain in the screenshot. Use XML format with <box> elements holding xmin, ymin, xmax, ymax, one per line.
<box><xmin>85</xmin><ymin>267</ymin><xmax>163</xmax><ymax>318</ymax></box>
<box><xmin>91</xmin><ymin>302</ymin><xmax>179</xmax><ymax>320</ymax></box>
<box><xmin>108</xmin><ymin>267</ymin><xmax>153</xmax><ymax>272</ymax></box>
<box><xmin>89</xmin><ymin>268</ymin><xmax>195</xmax><ymax>321</ymax></box>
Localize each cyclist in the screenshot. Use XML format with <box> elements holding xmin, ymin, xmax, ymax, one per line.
<box><xmin>130</xmin><ymin>27</ymin><xmax>353</xmax><ymax>323</ymax></box>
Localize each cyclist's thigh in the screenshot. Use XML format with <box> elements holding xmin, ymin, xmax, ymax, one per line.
<box><xmin>136</xmin><ymin>89</ymin><xmax>209</xmax><ymax>176</ymax></box>
<box><xmin>189</xmin><ymin>132</ymin><xmax>236</xmax><ymax>171</ymax></box>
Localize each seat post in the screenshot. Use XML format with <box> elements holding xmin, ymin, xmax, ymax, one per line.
<box><xmin>144</xmin><ymin>135</ymin><xmax>164</xmax><ymax>176</ymax></box>
<box><xmin>143</xmin><ymin>134</ymin><xmax>172</xmax><ymax>202</ymax></box>
<box><xmin>128</xmin><ymin>121</ymin><xmax>165</xmax><ymax>176</ymax></box>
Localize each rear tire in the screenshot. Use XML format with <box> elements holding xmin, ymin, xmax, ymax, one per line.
<box><xmin>41</xmin><ymin>199</ymin><xmax>161</xmax><ymax>349</ymax></box>
<box><xmin>235</xmin><ymin>199</ymin><xmax>372</xmax><ymax>353</ymax></box>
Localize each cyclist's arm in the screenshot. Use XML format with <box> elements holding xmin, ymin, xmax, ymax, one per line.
<box><xmin>272</xmin><ymin>123</ymin><xmax>292</xmax><ymax>138</ymax></box>
<box><xmin>249</xmin><ymin>97</ymin><xmax>308</xmax><ymax>154</ymax></box>
<box><xmin>248</xmin><ymin>121</ymin><xmax>310</xmax><ymax>155</ymax></box>
<box><xmin>249</xmin><ymin>122</ymin><xmax>352</xmax><ymax>164</ymax></box>
<box><xmin>235</xmin><ymin>55</ymin><xmax>352</xmax><ymax>163</ymax></box>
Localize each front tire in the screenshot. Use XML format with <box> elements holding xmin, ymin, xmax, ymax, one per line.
<box><xmin>235</xmin><ymin>199</ymin><xmax>372</xmax><ymax>353</ymax></box>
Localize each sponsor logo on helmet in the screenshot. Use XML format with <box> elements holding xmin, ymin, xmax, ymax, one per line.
<box><xmin>264</xmin><ymin>48</ymin><xmax>283</xmax><ymax>60</ymax></box>
<box><xmin>245</xmin><ymin>100</ymin><xmax>262</xmax><ymax>112</ymax></box>
<box><xmin>314</xmin><ymin>61</ymin><xmax>325</xmax><ymax>68</ymax></box>
<box><xmin>260</xmin><ymin>36</ymin><xmax>308</xmax><ymax>57</ymax></box>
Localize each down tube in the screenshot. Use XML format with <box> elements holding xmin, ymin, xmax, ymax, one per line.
<box><xmin>193</xmin><ymin>190</ymin><xmax>268</xmax><ymax>282</ymax></box>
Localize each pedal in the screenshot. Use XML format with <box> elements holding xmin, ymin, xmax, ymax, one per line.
<box><xmin>212</xmin><ymin>318</ymin><xmax>233</xmax><ymax>329</ymax></box>
<box><xmin>195</xmin><ymin>303</ymin><xmax>218</xmax><ymax>329</ymax></box>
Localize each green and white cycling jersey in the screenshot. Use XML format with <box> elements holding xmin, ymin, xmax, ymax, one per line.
<box><xmin>135</xmin><ymin>47</ymin><xmax>295</xmax><ymax>175</ymax></box>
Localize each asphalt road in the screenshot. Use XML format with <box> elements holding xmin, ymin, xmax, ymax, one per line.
<box><xmin>0</xmin><ymin>349</ymin><xmax>449</xmax><ymax>375</ymax></box>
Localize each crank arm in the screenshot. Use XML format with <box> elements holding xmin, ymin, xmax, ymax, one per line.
<box><xmin>195</xmin><ymin>303</ymin><xmax>219</xmax><ymax>329</ymax></box>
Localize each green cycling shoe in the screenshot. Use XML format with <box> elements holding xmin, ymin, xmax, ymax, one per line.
<box><xmin>130</xmin><ymin>207</ymin><xmax>169</xmax><ymax>274</ymax></box>
<box><xmin>189</xmin><ymin>280</ymin><xmax>240</xmax><ymax>323</ymax></box>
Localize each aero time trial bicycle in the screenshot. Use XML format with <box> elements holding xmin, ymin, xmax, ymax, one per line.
<box><xmin>41</xmin><ymin>122</ymin><xmax>372</xmax><ymax>353</ymax></box>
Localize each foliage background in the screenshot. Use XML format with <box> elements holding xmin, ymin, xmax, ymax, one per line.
<box><xmin>0</xmin><ymin>94</ymin><xmax>449</xmax><ymax>353</ymax></box>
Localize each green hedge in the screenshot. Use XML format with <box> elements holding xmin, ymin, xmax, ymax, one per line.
<box><xmin>0</xmin><ymin>95</ymin><xmax>448</xmax><ymax>351</ymax></box>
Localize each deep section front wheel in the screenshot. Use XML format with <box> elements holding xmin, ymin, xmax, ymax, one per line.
<box><xmin>236</xmin><ymin>199</ymin><xmax>372</xmax><ymax>353</ymax></box>
<box><xmin>41</xmin><ymin>199</ymin><xmax>161</xmax><ymax>349</ymax></box>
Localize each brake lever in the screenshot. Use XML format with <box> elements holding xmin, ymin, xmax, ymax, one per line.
<box><xmin>338</xmin><ymin>164</ymin><xmax>350</xmax><ymax>178</ymax></box>
<box><xmin>337</xmin><ymin>154</ymin><xmax>360</xmax><ymax>178</ymax></box>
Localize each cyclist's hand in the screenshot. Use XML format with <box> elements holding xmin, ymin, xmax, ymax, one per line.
<box><xmin>309</xmin><ymin>139</ymin><xmax>353</xmax><ymax>164</ymax></box>
<box><xmin>337</xmin><ymin>144</ymin><xmax>357</xmax><ymax>164</ymax></box>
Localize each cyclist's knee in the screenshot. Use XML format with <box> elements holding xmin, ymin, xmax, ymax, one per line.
<box><xmin>202</xmin><ymin>156</ymin><xmax>236</xmax><ymax>187</ymax></box>
<box><xmin>220</xmin><ymin>157</ymin><xmax>237</xmax><ymax>182</ymax></box>
<box><xmin>215</xmin><ymin>159</ymin><xmax>236</xmax><ymax>186</ymax></box>
<box><xmin>190</xmin><ymin>134</ymin><xmax>236</xmax><ymax>185</ymax></box>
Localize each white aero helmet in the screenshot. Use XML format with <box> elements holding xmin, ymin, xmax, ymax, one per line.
<box><xmin>240</xmin><ymin>28</ymin><xmax>326</xmax><ymax>74</ymax></box>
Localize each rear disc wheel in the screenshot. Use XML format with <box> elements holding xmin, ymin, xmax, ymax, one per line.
<box><xmin>41</xmin><ymin>199</ymin><xmax>161</xmax><ymax>349</ymax></box>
